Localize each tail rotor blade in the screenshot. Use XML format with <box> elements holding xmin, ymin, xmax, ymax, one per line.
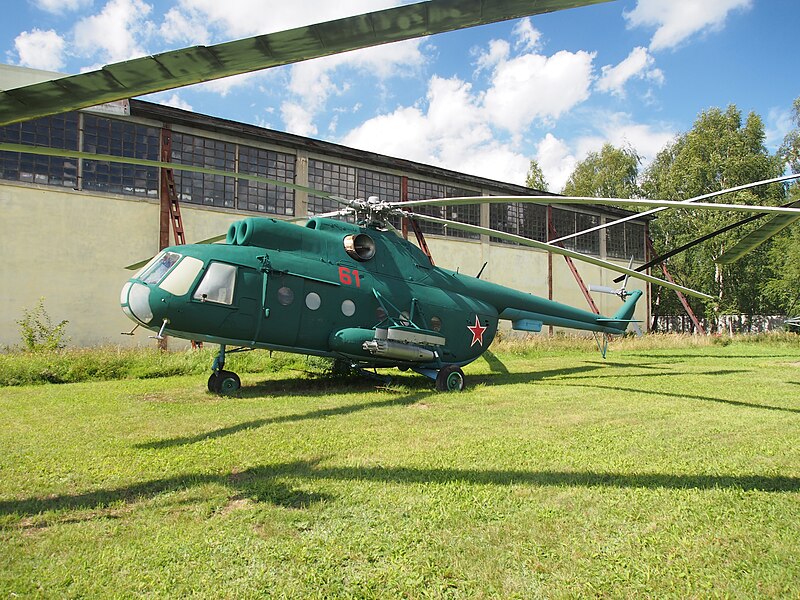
<box><xmin>588</xmin><ymin>285</ymin><xmax>618</xmax><ymax>295</ymax></box>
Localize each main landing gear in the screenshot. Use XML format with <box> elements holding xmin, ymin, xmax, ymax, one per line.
<box><xmin>435</xmin><ymin>365</ymin><xmax>466</xmax><ymax>392</ymax></box>
<box><xmin>207</xmin><ymin>345</ymin><xmax>242</xmax><ymax>394</ymax></box>
<box><xmin>413</xmin><ymin>364</ymin><xmax>467</xmax><ymax>392</ymax></box>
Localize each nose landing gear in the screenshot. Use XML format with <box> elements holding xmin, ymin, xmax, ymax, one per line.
<box><xmin>207</xmin><ymin>345</ymin><xmax>242</xmax><ymax>394</ymax></box>
<box><xmin>208</xmin><ymin>370</ymin><xmax>241</xmax><ymax>394</ymax></box>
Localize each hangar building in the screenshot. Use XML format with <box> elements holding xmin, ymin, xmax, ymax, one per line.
<box><xmin>0</xmin><ymin>66</ymin><xmax>650</xmax><ymax>349</ymax></box>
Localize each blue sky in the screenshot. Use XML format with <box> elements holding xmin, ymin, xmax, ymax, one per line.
<box><xmin>3</xmin><ymin>0</ymin><xmax>797</xmax><ymax>191</ymax></box>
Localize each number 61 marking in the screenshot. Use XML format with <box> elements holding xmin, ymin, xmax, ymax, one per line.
<box><xmin>338</xmin><ymin>266</ymin><xmax>362</xmax><ymax>288</ymax></box>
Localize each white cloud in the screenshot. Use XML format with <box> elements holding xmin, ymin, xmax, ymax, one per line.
<box><xmin>276</xmin><ymin>38</ymin><xmax>424</xmax><ymax>136</ymax></box>
<box><xmin>483</xmin><ymin>49</ymin><xmax>596</xmax><ymax>132</ymax></box>
<box><xmin>474</xmin><ymin>39</ymin><xmax>510</xmax><ymax>73</ymax></box>
<box><xmin>73</xmin><ymin>0</ymin><xmax>155</xmax><ymax>63</ymax></box>
<box><xmin>475</xmin><ymin>21</ymin><xmax>595</xmax><ymax>133</ymax></box>
<box><xmin>14</xmin><ymin>29</ymin><xmax>66</xmax><ymax>71</ymax></box>
<box><xmin>342</xmin><ymin>105</ymin><xmax>431</xmax><ymax>162</ymax></box>
<box><xmin>535</xmin><ymin>134</ymin><xmax>577</xmax><ymax>193</ymax></box>
<box><xmin>625</xmin><ymin>0</ymin><xmax>752</xmax><ymax>51</ymax></box>
<box><xmin>511</xmin><ymin>17</ymin><xmax>542</xmax><ymax>53</ymax></box>
<box><xmin>160</xmin><ymin>93</ymin><xmax>194</xmax><ymax>112</ymax></box>
<box><xmin>342</xmin><ymin>75</ymin><xmax>531</xmax><ymax>185</ymax></box>
<box><xmin>341</xmin><ymin>20</ymin><xmax>600</xmax><ymax>186</ymax></box>
<box><xmin>571</xmin><ymin>112</ymin><xmax>676</xmax><ymax>177</ymax></box>
<box><xmin>596</xmin><ymin>47</ymin><xmax>664</xmax><ymax>97</ymax></box>
<box><xmin>532</xmin><ymin>114</ymin><xmax>677</xmax><ymax>193</ymax></box>
<box><xmin>34</xmin><ymin>0</ymin><xmax>91</xmax><ymax>13</ymax></box>
<box><xmin>281</xmin><ymin>101</ymin><xmax>318</xmax><ymax>137</ymax></box>
<box><xmin>765</xmin><ymin>106</ymin><xmax>793</xmax><ymax>153</ymax></box>
<box><xmin>158</xmin><ymin>6</ymin><xmax>211</xmax><ymax>46</ymax></box>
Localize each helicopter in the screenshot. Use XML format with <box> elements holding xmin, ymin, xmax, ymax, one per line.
<box><xmin>120</xmin><ymin>199</ymin><xmax>643</xmax><ymax>393</ymax></box>
<box><xmin>117</xmin><ymin>189</ymin><xmax>800</xmax><ymax>393</ymax></box>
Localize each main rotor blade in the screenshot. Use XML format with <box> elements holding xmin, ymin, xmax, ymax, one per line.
<box><xmin>550</xmin><ymin>173</ymin><xmax>800</xmax><ymax>246</ymax></box>
<box><xmin>390</xmin><ymin>173</ymin><xmax>800</xmax><ymax>246</ymax></box>
<box><xmin>0</xmin><ymin>0</ymin><xmax>611</xmax><ymax>126</ymax></box>
<box><xmin>716</xmin><ymin>213</ymin><xmax>800</xmax><ymax>264</ymax></box>
<box><xmin>612</xmin><ymin>198</ymin><xmax>800</xmax><ymax>282</ymax></box>
<box><xmin>394</xmin><ymin>194</ymin><xmax>800</xmax><ymax>216</ymax></box>
<box><xmin>405</xmin><ymin>211</ymin><xmax>714</xmax><ymax>300</ymax></box>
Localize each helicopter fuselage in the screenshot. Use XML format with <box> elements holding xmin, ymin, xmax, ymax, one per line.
<box><xmin>121</xmin><ymin>216</ymin><xmax>640</xmax><ymax>373</ymax></box>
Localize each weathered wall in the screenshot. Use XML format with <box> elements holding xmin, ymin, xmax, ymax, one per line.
<box><xmin>0</xmin><ymin>182</ymin><xmax>647</xmax><ymax>349</ymax></box>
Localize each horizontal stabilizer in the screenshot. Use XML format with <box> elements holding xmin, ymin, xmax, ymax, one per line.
<box><xmin>596</xmin><ymin>318</ymin><xmax>642</xmax><ymax>323</ymax></box>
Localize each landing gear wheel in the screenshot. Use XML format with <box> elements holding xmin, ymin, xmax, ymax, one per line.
<box><xmin>436</xmin><ymin>365</ymin><xmax>466</xmax><ymax>392</ymax></box>
<box><xmin>207</xmin><ymin>372</ymin><xmax>220</xmax><ymax>393</ymax></box>
<box><xmin>216</xmin><ymin>370</ymin><xmax>241</xmax><ymax>395</ymax></box>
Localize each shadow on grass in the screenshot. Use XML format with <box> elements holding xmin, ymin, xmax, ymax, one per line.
<box><xmin>3</xmin><ymin>459</ymin><xmax>799</xmax><ymax>520</ymax></box>
<box><xmin>632</xmin><ymin>352</ymin><xmax>800</xmax><ymax>360</ymax></box>
<box><xmin>549</xmin><ymin>381</ymin><xmax>800</xmax><ymax>414</ymax></box>
<box><xmin>136</xmin><ymin>390</ymin><xmax>432</xmax><ymax>450</ymax></box>
<box><xmin>565</xmin><ymin>368</ymin><xmax>752</xmax><ymax>381</ymax></box>
<box><xmin>470</xmin><ymin>364</ymin><xmax>604</xmax><ymax>386</ymax></box>
<box><xmin>481</xmin><ymin>350</ymin><xmax>509</xmax><ymax>374</ymax></box>
<box><xmin>137</xmin><ymin>365</ymin><xmax>605</xmax><ymax>450</ymax></box>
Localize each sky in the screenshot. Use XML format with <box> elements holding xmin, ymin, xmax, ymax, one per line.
<box><xmin>3</xmin><ymin>0</ymin><xmax>798</xmax><ymax>192</ymax></box>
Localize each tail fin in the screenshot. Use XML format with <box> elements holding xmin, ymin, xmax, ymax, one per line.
<box><xmin>596</xmin><ymin>290</ymin><xmax>643</xmax><ymax>333</ymax></box>
<box><xmin>613</xmin><ymin>289</ymin><xmax>643</xmax><ymax>321</ymax></box>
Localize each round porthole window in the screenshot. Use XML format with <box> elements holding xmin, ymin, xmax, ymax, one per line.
<box><xmin>376</xmin><ymin>307</ymin><xmax>387</xmax><ymax>320</ymax></box>
<box><xmin>341</xmin><ymin>299</ymin><xmax>356</xmax><ymax>317</ymax></box>
<box><xmin>278</xmin><ymin>287</ymin><xmax>294</xmax><ymax>306</ymax></box>
<box><xmin>430</xmin><ymin>316</ymin><xmax>442</xmax><ymax>332</ymax></box>
<box><xmin>305</xmin><ymin>292</ymin><xmax>321</xmax><ymax>310</ymax></box>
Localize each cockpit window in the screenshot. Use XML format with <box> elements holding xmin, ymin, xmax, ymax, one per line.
<box><xmin>193</xmin><ymin>262</ymin><xmax>237</xmax><ymax>305</ymax></box>
<box><xmin>140</xmin><ymin>251</ymin><xmax>182</xmax><ymax>285</ymax></box>
<box><xmin>159</xmin><ymin>256</ymin><xmax>203</xmax><ymax>296</ymax></box>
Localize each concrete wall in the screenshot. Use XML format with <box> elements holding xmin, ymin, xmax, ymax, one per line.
<box><xmin>0</xmin><ymin>182</ymin><xmax>648</xmax><ymax>349</ymax></box>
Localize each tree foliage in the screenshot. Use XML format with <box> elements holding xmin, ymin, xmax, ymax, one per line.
<box><xmin>779</xmin><ymin>97</ymin><xmax>800</xmax><ymax>174</ymax></box>
<box><xmin>562</xmin><ymin>143</ymin><xmax>641</xmax><ymax>198</ymax></box>
<box><xmin>525</xmin><ymin>160</ymin><xmax>549</xmax><ymax>192</ymax></box>
<box><xmin>555</xmin><ymin>99</ymin><xmax>800</xmax><ymax>325</ymax></box>
<box><xmin>641</xmin><ymin>105</ymin><xmax>786</xmax><ymax>325</ymax></box>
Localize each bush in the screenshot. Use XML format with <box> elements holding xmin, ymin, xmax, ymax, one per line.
<box><xmin>16</xmin><ymin>297</ymin><xmax>69</xmax><ymax>352</ymax></box>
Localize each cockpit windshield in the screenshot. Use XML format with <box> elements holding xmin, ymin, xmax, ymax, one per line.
<box><xmin>139</xmin><ymin>251</ymin><xmax>182</xmax><ymax>285</ymax></box>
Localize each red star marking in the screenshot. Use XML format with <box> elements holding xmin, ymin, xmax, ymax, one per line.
<box><xmin>467</xmin><ymin>315</ymin><xmax>488</xmax><ymax>347</ymax></box>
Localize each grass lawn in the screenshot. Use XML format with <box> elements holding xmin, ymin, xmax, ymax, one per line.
<box><xmin>1</xmin><ymin>337</ymin><xmax>799</xmax><ymax>598</ymax></box>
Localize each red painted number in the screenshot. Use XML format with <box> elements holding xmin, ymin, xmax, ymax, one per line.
<box><xmin>339</xmin><ymin>266</ymin><xmax>361</xmax><ymax>288</ymax></box>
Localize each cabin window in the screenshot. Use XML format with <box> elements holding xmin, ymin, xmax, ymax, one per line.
<box><xmin>277</xmin><ymin>287</ymin><xmax>294</xmax><ymax>306</ymax></box>
<box><xmin>305</xmin><ymin>292</ymin><xmax>321</xmax><ymax>310</ymax></box>
<box><xmin>194</xmin><ymin>262</ymin><xmax>237</xmax><ymax>305</ymax></box>
<box><xmin>159</xmin><ymin>256</ymin><xmax>204</xmax><ymax>296</ymax></box>
<box><xmin>140</xmin><ymin>251</ymin><xmax>182</xmax><ymax>285</ymax></box>
<box><xmin>341</xmin><ymin>300</ymin><xmax>356</xmax><ymax>317</ymax></box>
<box><xmin>430</xmin><ymin>316</ymin><xmax>442</xmax><ymax>332</ymax></box>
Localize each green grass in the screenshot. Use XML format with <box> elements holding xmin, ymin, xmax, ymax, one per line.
<box><xmin>1</xmin><ymin>336</ymin><xmax>799</xmax><ymax>597</ymax></box>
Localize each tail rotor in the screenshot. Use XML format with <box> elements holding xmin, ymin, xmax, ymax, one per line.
<box><xmin>589</xmin><ymin>257</ymin><xmax>643</xmax><ymax>335</ymax></box>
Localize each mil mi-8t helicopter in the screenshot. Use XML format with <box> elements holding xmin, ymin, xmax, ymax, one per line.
<box><xmin>118</xmin><ymin>189</ymin><xmax>800</xmax><ymax>393</ymax></box>
<box><xmin>3</xmin><ymin>0</ymin><xmax>800</xmax><ymax>392</ymax></box>
<box><xmin>121</xmin><ymin>196</ymin><xmax>647</xmax><ymax>393</ymax></box>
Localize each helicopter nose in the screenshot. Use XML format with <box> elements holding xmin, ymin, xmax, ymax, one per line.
<box><xmin>121</xmin><ymin>281</ymin><xmax>154</xmax><ymax>324</ymax></box>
